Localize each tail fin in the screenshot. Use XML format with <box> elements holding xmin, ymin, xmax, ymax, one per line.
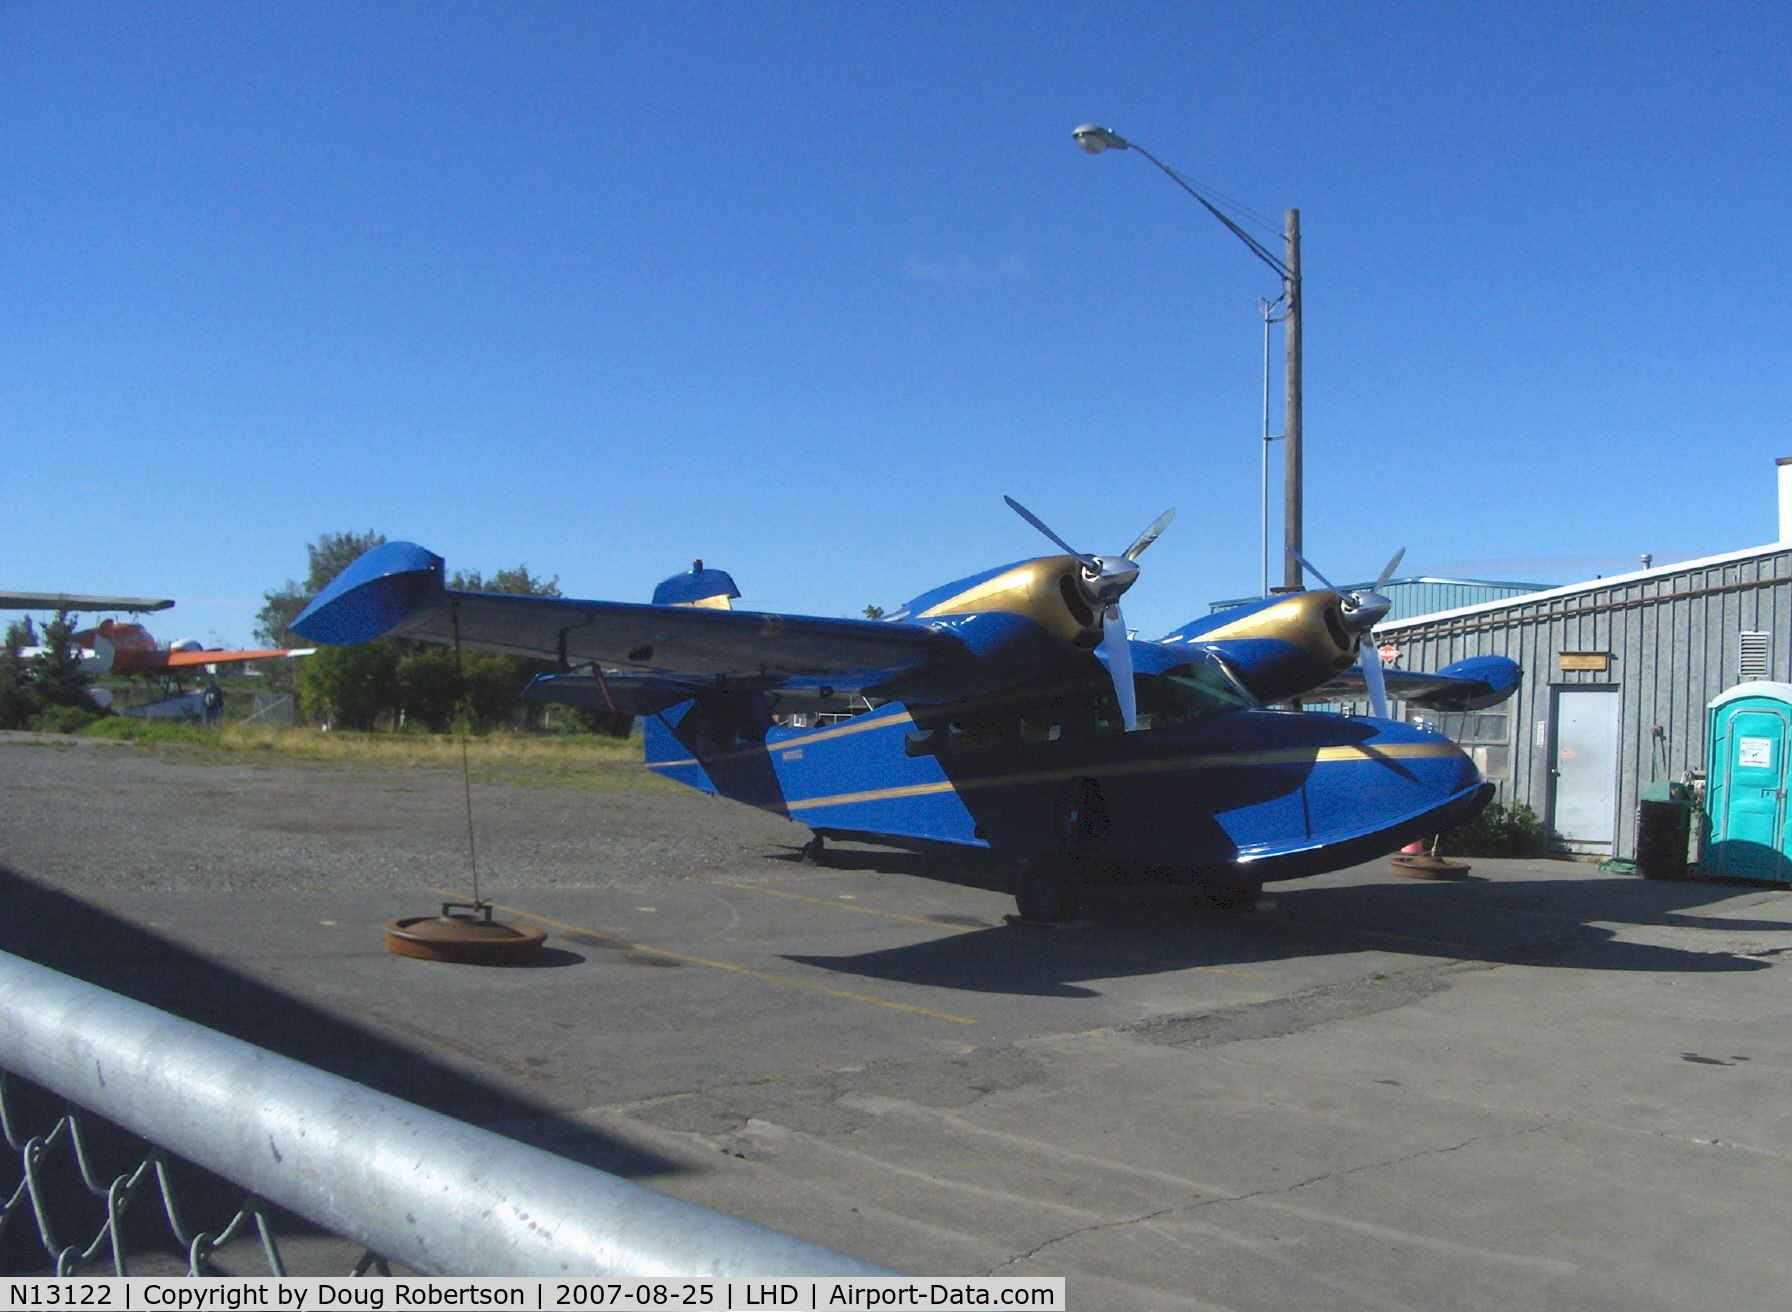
<box><xmin>642</xmin><ymin>687</ymin><xmax>785</xmax><ymax>813</ymax></box>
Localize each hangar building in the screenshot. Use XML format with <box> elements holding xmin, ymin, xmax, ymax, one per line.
<box><xmin>1379</xmin><ymin>464</ymin><xmax>1792</xmax><ymax>859</ymax></box>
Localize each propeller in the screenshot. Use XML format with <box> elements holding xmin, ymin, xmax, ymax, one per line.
<box><xmin>1006</xmin><ymin>497</ymin><xmax>1175</xmax><ymax>730</ymax></box>
<box><xmin>1288</xmin><ymin>546</ymin><xmax>1405</xmax><ymax>720</ymax></box>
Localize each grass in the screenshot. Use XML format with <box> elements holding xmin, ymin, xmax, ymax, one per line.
<box><xmin>67</xmin><ymin>718</ymin><xmax>675</xmax><ymax>792</ymax></box>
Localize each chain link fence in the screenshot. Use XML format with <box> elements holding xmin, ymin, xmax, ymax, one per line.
<box><xmin>0</xmin><ymin>951</ymin><xmax>889</xmax><ymax>1279</ymax></box>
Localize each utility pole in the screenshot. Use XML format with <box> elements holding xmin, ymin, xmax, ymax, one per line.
<box><xmin>1283</xmin><ymin>209</ymin><xmax>1303</xmax><ymax>592</ymax></box>
<box><xmin>1074</xmin><ymin>126</ymin><xmax>1305</xmax><ymax>596</ymax></box>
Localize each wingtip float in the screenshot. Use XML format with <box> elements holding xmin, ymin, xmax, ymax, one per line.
<box><xmin>292</xmin><ymin>542</ymin><xmax>446</xmax><ymax>647</ymax></box>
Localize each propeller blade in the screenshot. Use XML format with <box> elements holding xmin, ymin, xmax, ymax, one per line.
<box><xmin>1371</xmin><ymin>547</ymin><xmax>1407</xmax><ymax>595</ymax></box>
<box><xmin>1101</xmin><ymin>605</ymin><xmax>1138</xmax><ymax>731</ymax></box>
<box><xmin>1124</xmin><ymin>508</ymin><xmax>1177</xmax><ymax>561</ymax></box>
<box><xmin>1004</xmin><ymin>496</ymin><xmax>1097</xmax><ymax>568</ymax></box>
<box><xmin>1361</xmin><ymin>634</ymin><xmax>1390</xmax><ymax>721</ymax></box>
<box><xmin>1287</xmin><ymin>547</ymin><xmax>1337</xmax><ymax>593</ymax></box>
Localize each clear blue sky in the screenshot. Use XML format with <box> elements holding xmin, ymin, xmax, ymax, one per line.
<box><xmin>5</xmin><ymin>2</ymin><xmax>1788</xmax><ymax>647</ymax></box>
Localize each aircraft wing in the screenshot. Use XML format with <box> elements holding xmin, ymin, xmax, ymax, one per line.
<box><xmin>291</xmin><ymin>542</ymin><xmax>966</xmax><ymax>696</ymax></box>
<box><xmin>0</xmin><ymin>591</ymin><xmax>174</xmax><ymax>613</ymax></box>
<box><xmin>111</xmin><ymin>647</ymin><xmax>314</xmax><ymax>673</ymax></box>
<box><xmin>1301</xmin><ymin>655</ymin><xmax>1520</xmax><ymax>713</ymax></box>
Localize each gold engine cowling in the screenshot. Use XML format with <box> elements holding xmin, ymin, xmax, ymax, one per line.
<box><xmin>1194</xmin><ymin>590</ymin><xmax>1364</xmax><ymax>704</ymax></box>
<box><xmin>916</xmin><ymin>554</ymin><xmax>1106</xmax><ymax>651</ymax></box>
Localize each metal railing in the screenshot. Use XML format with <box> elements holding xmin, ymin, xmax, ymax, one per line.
<box><xmin>0</xmin><ymin>951</ymin><xmax>891</xmax><ymax>1277</ymax></box>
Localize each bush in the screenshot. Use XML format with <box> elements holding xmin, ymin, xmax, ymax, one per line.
<box><xmin>33</xmin><ymin>703</ymin><xmax>109</xmax><ymax>735</ymax></box>
<box><xmin>1437</xmin><ymin>799</ymin><xmax>1547</xmax><ymax>858</ymax></box>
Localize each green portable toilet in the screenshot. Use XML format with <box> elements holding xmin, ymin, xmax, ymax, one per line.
<box><xmin>1704</xmin><ymin>682</ymin><xmax>1792</xmax><ymax>884</ymax></box>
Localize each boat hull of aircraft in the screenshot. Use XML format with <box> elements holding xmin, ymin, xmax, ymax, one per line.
<box><xmin>645</xmin><ymin>697</ymin><xmax>1490</xmax><ymax>889</ymax></box>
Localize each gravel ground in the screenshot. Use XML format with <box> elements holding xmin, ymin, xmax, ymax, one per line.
<box><xmin>0</xmin><ymin>731</ymin><xmax>808</xmax><ymax>895</ymax></box>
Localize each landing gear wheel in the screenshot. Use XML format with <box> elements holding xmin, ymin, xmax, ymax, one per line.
<box><xmin>1015</xmin><ymin>858</ymin><xmax>1083</xmax><ymax>923</ymax></box>
<box><xmin>801</xmin><ymin>835</ymin><xmax>828</xmax><ymax>866</ymax></box>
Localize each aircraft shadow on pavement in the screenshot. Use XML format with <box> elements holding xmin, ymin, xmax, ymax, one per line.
<box><xmin>784</xmin><ymin>855</ymin><xmax>1787</xmax><ymax>997</ymax></box>
<box><xmin>0</xmin><ymin>861</ymin><xmax>686</xmax><ymax>1271</ymax></box>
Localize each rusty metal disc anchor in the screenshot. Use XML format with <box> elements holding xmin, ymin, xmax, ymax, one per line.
<box><xmin>1389</xmin><ymin>854</ymin><xmax>1473</xmax><ymax>880</ymax></box>
<box><xmin>385</xmin><ymin>900</ymin><xmax>547</xmax><ymax>965</ymax></box>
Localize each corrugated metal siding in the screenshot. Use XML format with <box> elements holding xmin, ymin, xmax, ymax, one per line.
<box><xmin>1209</xmin><ymin>578</ymin><xmax>1544</xmax><ymax>618</ymax></box>
<box><xmin>1382</xmin><ymin>548</ymin><xmax>1792</xmax><ymax>858</ymax></box>
<box><xmin>1378</xmin><ymin>580</ymin><xmax>1545</xmax><ymax>624</ymax></box>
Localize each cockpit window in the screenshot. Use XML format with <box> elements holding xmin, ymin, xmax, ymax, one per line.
<box><xmin>922</xmin><ymin>658</ymin><xmax>1257</xmax><ymax>753</ymax></box>
<box><xmin>1147</xmin><ymin>661</ymin><xmax>1258</xmax><ymax>721</ymax></box>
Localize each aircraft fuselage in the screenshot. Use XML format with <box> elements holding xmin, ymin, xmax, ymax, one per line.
<box><xmin>645</xmin><ymin>691</ymin><xmax>1489</xmax><ymax>887</ymax></box>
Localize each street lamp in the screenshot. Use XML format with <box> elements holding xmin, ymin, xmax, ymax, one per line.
<box><xmin>1072</xmin><ymin>124</ymin><xmax>1304</xmax><ymax>593</ymax></box>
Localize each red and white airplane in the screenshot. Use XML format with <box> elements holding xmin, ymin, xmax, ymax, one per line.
<box><xmin>4</xmin><ymin>595</ymin><xmax>310</xmax><ymax>717</ymax></box>
<box><xmin>69</xmin><ymin>618</ymin><xmax>309</xmax><ymax>678</ymax></box>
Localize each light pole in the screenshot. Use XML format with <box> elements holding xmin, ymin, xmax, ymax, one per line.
<box><xmin>1072</xmin><ymin>124</ymin><xmax>1303</xmax><ymax>593</ymax></box>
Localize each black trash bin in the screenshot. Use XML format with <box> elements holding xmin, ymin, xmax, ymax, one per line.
<box><xmin>1635</xmin><ymin>798</ymin><xmax>1693</xmax><ymax>880</ymax></box>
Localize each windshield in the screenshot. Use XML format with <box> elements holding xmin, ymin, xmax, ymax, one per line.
<box><xmin>1144</xmin><ymin>660</ymin><xmax>1257</xmax><ymax>724</ymax></box>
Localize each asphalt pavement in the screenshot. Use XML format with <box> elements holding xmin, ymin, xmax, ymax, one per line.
<box><xmin>3</xmin><ymin>734</ymin><xmax>1791</xmax><ymax>1308</ymax></box>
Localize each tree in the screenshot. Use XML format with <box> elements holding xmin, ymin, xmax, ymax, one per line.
<box><xmin>0</xmin><ymin>612</ymin><xmax>104</xmax><ymax>731</ymax></box>
<box><xmin>0</xmin><ymin>617</ymin><xmax>43</xmax><ymax>730</ymax></box>
<box><xmin>444</xmin><ymin>563</ymin><xmax>571</xmax><ymax>732</ymax></box>
<box><xmin>297</xmin><ymin>640</ymin><xmax>401</xmax><ymax>731</ymax></box>
<box><xmin>29</xmin><ymin>612</ymin><xmax>100</xmax><ymax>713</ymax></box>
<box><xmin>448</xmin><ymin>565</ymin><xmax>560</xmax><ymax>597</ymax></box>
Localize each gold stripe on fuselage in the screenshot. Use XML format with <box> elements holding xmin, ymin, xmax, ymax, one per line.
<box><xmin>783</xmin><ymin>740</ymin><xmax>1465</xmax><ymax>813</ymax></box>
<box><xmin>646</xmin><ymin>707</ymin><xmax>916</xmax><ymax>770</ymax></box>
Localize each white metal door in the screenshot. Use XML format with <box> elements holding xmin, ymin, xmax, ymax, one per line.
<box><xmin>1550</xmin><ymin>687</ymin><xmax>1621</xmax><ymax>854</ymax></box>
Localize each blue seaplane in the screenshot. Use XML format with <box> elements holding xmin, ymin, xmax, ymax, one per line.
<box><xmin>292</xmin><ymin>500</ymin><xmax>1519</xmax><ymax>921</ymax></box>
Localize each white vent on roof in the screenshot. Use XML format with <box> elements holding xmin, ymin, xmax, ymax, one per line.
<box><xmin>1740</xmin><ymin>631</ymin><xmax>1771</xmax><ymax>680</ymax></box>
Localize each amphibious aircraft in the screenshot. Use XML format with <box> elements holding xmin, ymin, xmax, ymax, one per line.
<box><xmin>292</xmin><ymin>501</ymin><xmax>1519</xmax><ymax>920</ymax></box>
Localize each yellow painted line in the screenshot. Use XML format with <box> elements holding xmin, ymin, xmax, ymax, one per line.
<box><xmin>711</xmin><ymin>880</ymin><xmax>1268</xmax><ymax>980</ymax></box>
<box><xmin>711</xmin><ymin>879</ymin><xmax>979</xmax><ymax>928</ymax></box>
<box><xmin>428</xmin><ymin>889</ymin><xmax>978</xmax><ymax>1025</ymax></box>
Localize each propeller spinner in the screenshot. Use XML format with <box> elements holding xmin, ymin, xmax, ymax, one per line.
<box><xmin>1289</xmin><ymin>546</ymin><xmax>1405</xmax><ymax>719</ymax></box>
<box><xmin>1006</xmin><ymin>497</ymin><xmax>1175</xmax><ymax>730</ymax></box>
